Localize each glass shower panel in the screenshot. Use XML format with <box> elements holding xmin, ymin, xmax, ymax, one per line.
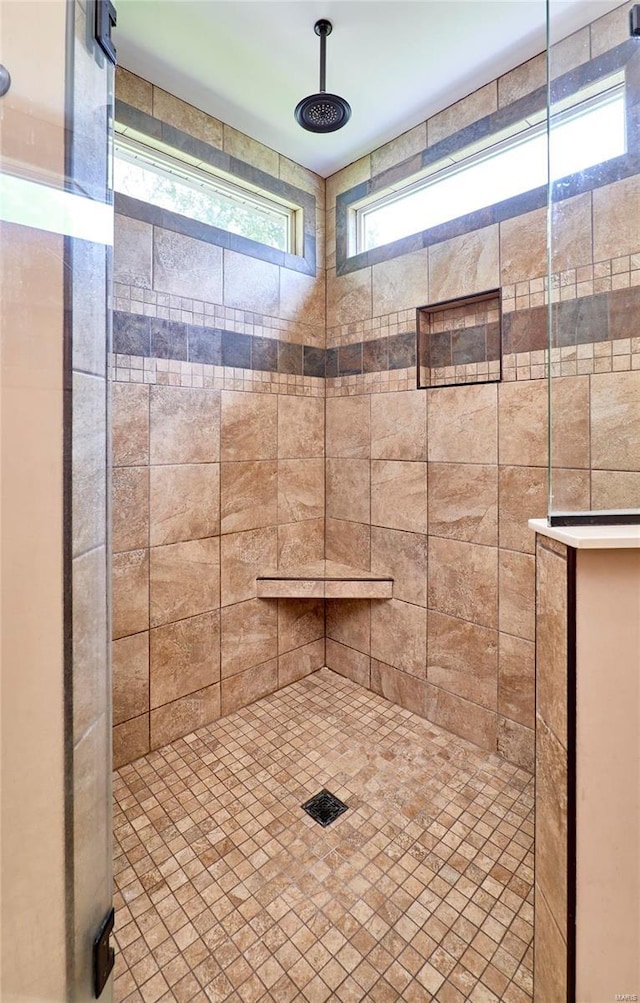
<box><xmin>69</xmin><ymin>3</ymin><xmax>115</xmax><ymax>999</ymax></box>
<box><xmin>0</xmin><ymin>1</ymin><xmax>114</xmax><ymax>999</ymax></box>
<box><xmin>547</xmin><ymin>0</ymin><xmax>640</xmax><ymax>523</ymax></box>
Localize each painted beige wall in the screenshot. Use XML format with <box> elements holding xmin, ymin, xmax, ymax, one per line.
<box><xmin>0</xmin><ymin>1</ymin><xmax>68</xmax><ymax>998</ymax></box>
<box><xmin>576</xmin><ymin>548</ymin><xmax>640</xmax><ymax>1002</ymax></box>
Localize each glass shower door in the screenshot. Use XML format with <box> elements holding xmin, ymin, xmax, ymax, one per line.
<box><xmin>0</xmin><ymin>1</ymin><xmax>115</xmax><ymax>999</ymax></box>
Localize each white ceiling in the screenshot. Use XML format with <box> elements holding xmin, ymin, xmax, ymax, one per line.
<box><xmin>114</xmin><ymin>0</ymin><xmax>623</xmax><ymax>178</ymax></box>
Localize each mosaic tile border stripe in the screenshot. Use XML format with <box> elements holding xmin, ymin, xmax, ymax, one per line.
<box><xmin>111</xmin><ymin>354</ymin><xmax>324</xmax><ymax>396</ymax></box>
<box><xmin>115</xmin><ymin>282</ymin><xmax>640</xmax><ymax>385</ymax></box>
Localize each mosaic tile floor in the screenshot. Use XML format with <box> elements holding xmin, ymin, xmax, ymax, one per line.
<box><xmin>113</xmin><ymin>668</ymin><xmax>534</xmax><ymax>1003</ymax></box>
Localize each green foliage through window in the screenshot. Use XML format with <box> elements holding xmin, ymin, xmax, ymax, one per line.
<box><xmin>114</xmin><ymin>135</ymin><xmax>294</xmax><ymax>252</ymax></box>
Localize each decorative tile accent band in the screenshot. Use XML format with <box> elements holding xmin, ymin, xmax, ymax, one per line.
<box><xmin>111</xmin><ymin>354</ymin><xmax>324</xmax><ymax>396</ymax></box>
<box><xmin>116</xmin><ymin>282</ymin><xmax>640</xmax><ymax>383</ymax></box>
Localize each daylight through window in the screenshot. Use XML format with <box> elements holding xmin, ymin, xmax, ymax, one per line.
<box><xmin>355</xmin><ymin>73</ymin><xmax>626</xmax><ymax>254</ymax></box>
<box><xmin>114</xmin><ymin>133</ymin><xmax>297</xmax><ymax>253</ymax></box>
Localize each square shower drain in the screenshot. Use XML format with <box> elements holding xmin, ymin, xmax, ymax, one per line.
<box><xmin>301</xmin><ymin>789</ymin><xmax>348</xmax><ymax>827</ymax></box>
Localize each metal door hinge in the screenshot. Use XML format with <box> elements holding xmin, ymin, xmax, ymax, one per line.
<box><xmin>92</xmin><ymin>907</ymin><xmax>115</xmax><ymax>998</ymax></box>
<box><xmin>96</xmin><ymin>0</ymin><xmax>117</xmax><ymax>65</ymax></box>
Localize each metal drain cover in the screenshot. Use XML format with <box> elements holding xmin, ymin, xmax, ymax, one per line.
<box><xmin>301</xmin><ymin>789</ymin><xmax>348</xmax><ymax>827</ymax></box>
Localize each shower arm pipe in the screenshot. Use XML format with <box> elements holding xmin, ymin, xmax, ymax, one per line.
<box><xmin>316</xmin><ymin>19</ymin><xmax>332</xmax><ymax>93</ymax></box>
<box><xmin>319</xmin><ymin>29</ymin><xmax>326</xmax><ymax>92</ymax></box>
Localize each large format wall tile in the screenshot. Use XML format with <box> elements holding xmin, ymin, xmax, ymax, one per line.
<box><xmin>498</xmin><ymin>380</ymin><xmax>548</xmax><ymax>467</ymax></box>
<box><xmin>498</xmin><ymin>633</ymin><xmax>535</xmax><ymax>728</ymax></box>
<box><xmin>536</xmin><ymin>540</ymin><xmax>568</xmax><ymax>747</ymax></box>
<box><xmin>550</xmin><ymin>377</ymin><xmax>590</xmax><ymax>469</ymax></box>
<box><xmin>277</xmin><ymin>458</ymin><xmax>324</xmax><ymax>523</ymax></box>
<box><xmin>113</xmin><ymin>467</ymin><xmax>149</xmax><ymax>553</ymax></box>
<box><xmin>112</xmin><ymin>384</ymin><xmax>149</xmax><ymax>467</ymax></box>
<box><xmin>73</xmin><ymin>547</ymin><xmax>108</xmax><ymax>745</ymax></box>
<box><xmin>499</xmin><ymin>550</ymin><xmax>535</xmax><ymax>641</ymax></box>
<box><xmin>220</xmin><ymin>527</ymin><xmax>277</xmax><ymax>606</ymax></box>
<box><xmin>371</xmin><ymin>460</ymin><xmax>427</xmax><ymax>534</ymax></box>
<box><xmin>428</xmin><ymin>383</ymin><xmax>498</xmax><ymax>464</ymax></box>
<box><xmin>150</xmin><ymin>610</ymin><xmax>220</xmax><ymax>708</ymax></box>
<box><xmin>370</xmin><ymin>599</ymin><xmax>427</xmax><ymax>677</ymax></box>
<box><xmin>325</xmin><ymin>518</ymin><xmax>371</xmax><ymax>569</ymax></box>
<box><xmin>153</xmin><ymin>86</ymin><xmax>223</xmax><ymax>146</ymax></box>
<box><xmin>372</xmin><ymin>248</ymin><xmax>429</xmax><ymax>316</ymax></box>
<box><xmin>154</xmin><ymin>227</ymin><xmax>223</xmax><ymax>303</ymax></box>
<box><xmin>593</xmin><ymin>174</ymin><xmax>640</xmax><ymax>260</ymax></box>
<box><xmin>220</xmin><ymin>460</ymin><xmax>277</xmax><ymax>533</ymax></box>
<box><xmin>428</xmin><ymin>611</ymin><xmax>498</xmax><ymax>709</ymax></box>
<box><xmin>428</xmin><ymin>537</ymin><xmax>498</xmax><ymax>629</ymax></box>
<box><xmin>428</xmin><ymin>225</ymin><xmax>499</xmax><ymax>302</ymax></box>
<box><xmin>370</xmin><ymin>527</ymin><xmax>427</xmax><ymax>607</ymax></box>
<box><xmin>499</xmin><ymin>466</ymin><xmax>546</xmax><ymax>554</ymax></box>
<box><xmin>113</xmin><ymin>715</ymin><xmax>149</xmax><ymax>770</ymax></box>
<box><xmin>221</xmin><ymin>391</ymin><xmax>278</xmax><ymax>461</ymax></box>
<box><xmin>150</xmin><ymin>463</ymin><xmax>219</xmax><ymax>545</ymax></box>
<box><xmin>112</xmin><ymin>632</ymin><xmax>149</xmax><ymax>726</ymax></box>
<box><xmin>534</xmin><ymin>886</ymin><xmax>567</xmax><ymax>1003</ymax></box>
<box><xmin>223</xmin><ymin>249</ymin><xmax>279</xmax><ymax>314</ymax></box>
<box><xmin>278</xmin><ymin>396</ymin><xmax>324</xmax><ymax>459</ymax></box>
<box><xmin>150</xmin><ymin>537</ymin><xmax>220</xmax><ymax>627</ymax></box>
<box><xmin>278</xmin><ymin>639</ymin><xmax>324</xmax><ymax>687</ymax></box>
<box><xmin>326</xmin><ymin>458</ymin><xmax>370</xmax><ymax>523</ymax></box>
<box><xmin>371</xmin><ymin>659</ymin><xmax>427</xmax><ymax>716</ymax></box>
<box><xmin>535</xmin><ymin>716</ymin><xmax>568</xmax><ymax>933</ymax></box>
<box><xmin>370</xmin><ymin>391</ymin><xmax>426</xmax><ymax>461</ymax></box>
<box><xmin>112</xmin><ymin>549</ymin><xmax>149</xmax><ymax>640</ymax></box>
<box><xmin>277</xmin><ymin>518</ymin><xmax>324</xmax><ymax>569</ymax></box>
<box><xmin>150</xmin><ymin>387</ymin><xmax>220</xmax><ymax>465</ymax></box>
<box><xmin>428</xmin><ymin>463</ymin><xmax>497</xmax><ymax>545</ymax></box>
<box><xmin>150</xmin><ymin>683</ymin><xmax>221</xmax><ymax>749</ymax></box>
<box><xmin>114</xmin><ymin>215</ymin><xmax>152</xmax><ymax>288</ymax></box>
<box><xmin>326</xmin><ymin>265</ymin><xmax>372</xmax><ymax>327</ymax></box>
<box><xmin>498</xmin><ymin>716</ymin><xmax>534</xmax><ymax>772</ymax></box>
<box><xmin>591</xmin><ymin>370</ymin><xmax>640</xmax><ymax>472</ymax></box>
<box><xmin>425</xmin><ymin>684</ymin><xmax>497</xmax><ymax>751</ymax></box>
<box><xmin>326</xmin><ymin>396</ymin><xmax>370</xmax><ymax>458</ymax></box>
<box><xmin>326</xmin><ymin>599</ymin><xmax>370</xmax><ymax>654</ymax></box>
<box><xmin>325</xmin><ymin>639</ymin><xmax>370</xmax><ymax>687</ymax></box>
<box><xmin>221</xmin><ymin>659</ymin><xmax>278</xmax><ymax>716</ymax></box>
<box><xmin>591</xmin><ymin>469</ymin><xmax>640</xmax><ymax>510</ymax></box>
<box><xmin>500</xmin><ymin>207</ymin><xmax>546</xmax><ymax>285</ymax></box>
<box><xmin>73</xmin><ymin>372</ymin><xmax>106</xmax><ymax>556</ymax></box>
<box><xmin>221</xmin><ymin>599</ymin><xmax>277</xmax><ymax>677</ymax></box>
<box><xmin>277</xmin><ymin>599</ymin><xmax>324</xmax><ymax>654</ymax></box>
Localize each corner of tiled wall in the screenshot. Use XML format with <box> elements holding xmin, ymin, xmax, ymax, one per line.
<box><xmin>113</xmin><ymin>1</ymin><xmax>640</xmax><ymax>774</ymax></box>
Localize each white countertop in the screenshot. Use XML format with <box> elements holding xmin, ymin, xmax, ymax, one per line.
<box><xmin>529</xmin><ymin>518</ymin><xmax>640</xmax><ymax>549</ymax></box>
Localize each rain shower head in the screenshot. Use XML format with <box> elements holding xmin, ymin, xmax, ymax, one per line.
<box><xmin>295</xmin><ymin>20</ymin><xmax>351</xmax><ymax>134</ymax></box>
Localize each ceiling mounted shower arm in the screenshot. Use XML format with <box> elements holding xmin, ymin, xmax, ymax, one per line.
<box><xmin>294</xmin><ymin>18</ymin><xmax>352</xmax><ymax>134</ymax></box>
<box><xmin>315</xmin><ymin>18</ymin><xmax>332</xmax><ymax>93</ymax></box>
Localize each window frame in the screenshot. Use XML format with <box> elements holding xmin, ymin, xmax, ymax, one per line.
<box><xmin>114</xmin><ymin>130</ymin><xmax>300</xmax><ymax>255</ymax></box>
<box><xmin>335</xmin><ymin>39</ymin><xmax>638</xmax><ymax>277</ymax></box>
<box><xmin>352</xmin><ymin>72</ymin><xmax>626</xmax><ymax>257</ymax></box>
<box><xmin>114</xmin><ymin>98</ymin><xmax>318</xmax><ymax>276</ymax></box>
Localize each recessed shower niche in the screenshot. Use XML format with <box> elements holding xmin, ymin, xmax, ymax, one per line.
<box><xmin>417</xmin><ymin>289</ymin><xmax>502</xmax><ymax>388</ymax></box>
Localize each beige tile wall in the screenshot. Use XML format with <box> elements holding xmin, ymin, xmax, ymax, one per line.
<box><xmin>112</xmin><ymin>70</ymin><xmax>326</xmax><ymax>768</ymax></box>
<box><xmin>323</xmin><ymin>1</ymin><xmax>639</xmax><ymax>772</ymax></box>
<box><xmin>113</xmin><ymin>3</ymin><xmax>639</xmax><ymax>771</ymax></box>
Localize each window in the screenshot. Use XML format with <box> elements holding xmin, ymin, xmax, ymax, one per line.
<box><xmin>354</xmin><ymin>72</ymin><xmax>626</xmax><ymax>254</ymax></box>
<box><xmin>114</xmin><ymin>132</ymin><xmax>298</xmax><ymax>253</ymax></box>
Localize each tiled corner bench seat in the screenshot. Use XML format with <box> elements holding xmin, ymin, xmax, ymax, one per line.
<box><xmin>256</xmin><ymin>561</ymin><xmax>393</xmax><ymax>599</ymax></box>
